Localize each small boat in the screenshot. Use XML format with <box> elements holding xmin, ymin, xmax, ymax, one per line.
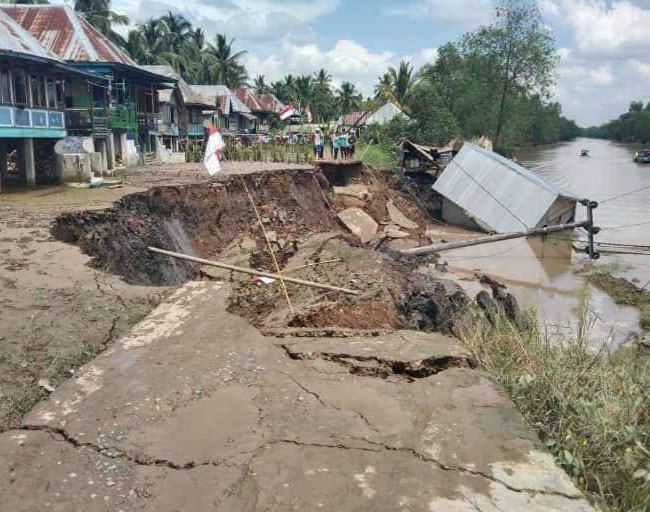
<box><xmin>580</xmin><ymin>149</ymin><xmax>589</xmax><ymax>156</ymax></box>
<box><xmin>633</xmin><ymin>150</ymin><xmax>650</xmax><ymax>163</ymax></box>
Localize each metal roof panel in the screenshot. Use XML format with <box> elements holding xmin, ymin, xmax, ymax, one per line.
<box><xmin>433</xmin><ymin>143</ymin><xmax>578</xmax><ymax>233</ymax></box>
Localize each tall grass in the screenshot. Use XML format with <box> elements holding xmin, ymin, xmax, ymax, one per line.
<box><xmin>460</xmin><ymin>311</ymin><xmax>650</xmax><ymax>511</ymax></box>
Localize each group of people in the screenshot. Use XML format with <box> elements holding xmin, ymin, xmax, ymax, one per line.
<box><xmin>311</xmin><ymin>128</ymin><xmax>357</xmax><ymax>161</ymax></box>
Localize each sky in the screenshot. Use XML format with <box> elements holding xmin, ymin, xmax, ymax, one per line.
<box><xmin>104</xmin><ymin>0</ymin><xmax>650</xmax><ymax>127</ymax></box>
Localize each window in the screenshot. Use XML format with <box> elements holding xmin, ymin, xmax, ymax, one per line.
<box><xmin>46</xmin><ymin>79</ymin><xmax>56</xmax><ymax>108</ymax></box>
<box><xmin>13</xmin><ymin>70</ymin><xmax>27</xmax><ymax>105</ymax></box>
<box><xmin>0</xmin><ymin>70</ymin><xmax>11</xmax><ymax>104</ymax></box>
<box><xmin>55</xmin><ymin>80</ymin><xmax>64</xmax><ymax>106</ymax></box>
<box><xmin>30</xmin><ymin>75</ymin><xmax>46</xmax><ymax>107</ymax></box>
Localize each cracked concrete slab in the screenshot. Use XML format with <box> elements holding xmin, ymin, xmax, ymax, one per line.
<box><xmin>0</xmin><ymin>282</ymin><xmax>595</xmax><ymax>511</ymax></box>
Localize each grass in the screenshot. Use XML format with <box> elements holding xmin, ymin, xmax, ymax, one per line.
<box><xmin>460</xmin><ymin>310</ymin><xmax>650</xmax><ymax>511</ymax></box>
<box><xmin>585</xmin><ymin>265</ymin><xmax>650</xmax><ymax>330</ymax></box>
<box><xmin>357</xmin><ymin>142</ymin><xmax>397</xmax><ymax>171</ymax></box>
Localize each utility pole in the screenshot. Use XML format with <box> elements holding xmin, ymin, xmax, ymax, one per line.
<box><xmin>580</xmin><ymin>199</ymin><xmax>600</xmax><ymax>260</ymax></box>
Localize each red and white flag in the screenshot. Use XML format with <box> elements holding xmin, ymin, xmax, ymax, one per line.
<box><xmin>279</xmin><ymin>103</ymin><xmax>297</xmax><ymax>121</ymax></box>
<box><xmin>304</xmin><ymin>104</ymin><xmax>312</xmax><ymax>123</ymax></box>
<box><xmin>203</xmin><ymin>125</ymin><xmax>225</xmax><ymax>176</ymax></box>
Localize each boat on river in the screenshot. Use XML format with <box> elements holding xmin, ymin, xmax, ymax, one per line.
<box><xmin>633</xmin><ymin>150</ymin><xmax>650</xmax><ymax>163</ymax></box>
<box><xmin>580</xmin><ymin>149</ymin><xmax>589</xmax><ymax>156</ymax></box>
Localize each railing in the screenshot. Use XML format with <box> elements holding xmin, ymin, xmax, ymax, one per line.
<box><xmin>66</xmin><ymin>108</ymin><xmax>109</xmax><ymax>135</ymax></box>
<box><xmin>138</xmin><ymin>112</ymin><xmax>163</xmax><ymax>131</ymax></box>
<box><xmin>0</xmin><ymin>105</ymin><xmax>65</xmax><ymax>131</ymax></box>
<box><xmin>187</xmin><ymin>123</ymin><xmax>204</xmax><ymax>137</ymax></box>
<box><xmin>108</xmin><ymin>105</ymin><xmax>137</xmax><ymax>129</ymax></box>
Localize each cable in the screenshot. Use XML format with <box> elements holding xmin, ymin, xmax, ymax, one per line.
<box><xmin>598</xmin><ymin>184</ymin><xmax>650</xmax><ymax>205</ymax></box>
<box><xmin>599</xmin><ymin>220</ymin><xmax>650</xmax><ymax>231</ymax></box>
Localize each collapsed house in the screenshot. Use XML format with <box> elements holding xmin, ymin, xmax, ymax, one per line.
<box><xmin>433</xmin><ymin>143</ymin><xmax>579</xmax><ymax>233</ymax></box>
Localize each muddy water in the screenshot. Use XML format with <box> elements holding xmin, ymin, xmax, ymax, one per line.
<box><xmin>445</xmin><ymin>138</ymin><xmax>650</xmax><ymax>348</ymax></box>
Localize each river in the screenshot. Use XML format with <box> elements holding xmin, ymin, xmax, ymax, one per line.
<box><xmin>443</xmin><ymin>137</ymin><xmax>650</xmax><ymax>348</ymax></box>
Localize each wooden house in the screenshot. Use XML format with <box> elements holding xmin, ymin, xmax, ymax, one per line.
<box><xmin>2</xmin><ymin>5</ymin><xmax>171</xmax><ymax>167</ymax></box>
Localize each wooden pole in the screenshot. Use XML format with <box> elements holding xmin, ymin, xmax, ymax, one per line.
<box><xmin>400</xmin><ymin>221</ymin><xmax>590</xmax><ymax>257</ymax></box>
<box><xmin>148</xmin><ymin>247</ymin><xmax>359</xmax><ymax>296</ymax></box>
<box><xmin>238</xmin><ymin>176</ymin><xmax>295</xmax><ymax>313</ymax></box>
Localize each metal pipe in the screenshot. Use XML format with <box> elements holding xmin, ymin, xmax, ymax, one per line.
<box><xmin>399</xmin><ymin>221</ymin><xmax>590</xmax><ymax>256</ymax></box>
<box><xmin>148</xmin><ymin>247</ymin><xmax>360</xmax><ymax>296</ymax></box>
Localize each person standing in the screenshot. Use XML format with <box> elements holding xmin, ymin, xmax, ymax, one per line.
<box><xmin>348</xmin><ymin>130</ymin><xmax>357</xmax><ymax>159</ymax></box>
<box><xmin>333</xmin><ymin>130</ymin><xmax>340</xmax><ymax>160</ymax></box>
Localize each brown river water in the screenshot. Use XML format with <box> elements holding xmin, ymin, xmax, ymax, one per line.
<box><xmin>444</xmin><ymin>137</ymin><xmax>650</xmax><ymax>348</ymax></box>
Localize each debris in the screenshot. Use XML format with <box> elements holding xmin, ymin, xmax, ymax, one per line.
<box><xmin>37</xmin><ymin>378</ymin><xmax>55</xmax><ymax>393</ymax></box>
<box><xmin>337</xmin><ymin>208</ymin><xmax>378</xmax><ymax>243</ymax></box>
<box><xmin>383</xmin><ymin>225</ymin><xmax>410</xmax><ymax>239</ymax></box>
<box><xmin>252</xmin><ymin>277</ymin><xmax>277</xmax><ymax>286</ymax></box>
<box><xmin>333</xmin><ymin>184</ymin><xmax>371</xmax><ymax>200</ymax></box>
<box><xmin>148</xmin><ymin>247</ymin><xmax>360</xmax><ymax>295</ymax></box>
<box><xmin>386</xmin><ymin>200</ymin><xmax>418</xmax><ymax>230</ymax></box>
<box><xmin>266</xmin><ymin>231</ymin><xmax>278</xmax><ymax>243</ymax></box>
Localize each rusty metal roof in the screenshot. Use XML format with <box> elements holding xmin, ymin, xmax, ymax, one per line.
<box><xmin>1</xmin><ymin>5</ymin><xmax>136</xmax><ymax>65</ymax></box>
<box><xmin>257</xmin><ymin>93</ymin><xmax>285</xmax><ymax>114</ymax></box>
<box><xmin>142</xmin><ymin>65</ymin><xmax>213</xmax><ymax>107</ymax></box>
<box><xmin>233</xmin><ymin>88</ymin><xmax>262</xmax><ymax>112</ymax></box>
<box><xmin>0</xmin><ymin>9</ymin><xmax>62</xmax><ymax>60</ymax></box>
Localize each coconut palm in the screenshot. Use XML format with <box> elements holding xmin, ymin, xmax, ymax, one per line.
<box><xmin>294</xmin><ymin>74</ymin><xmax>313</xmax><ymax>110</ymax></box>
<box><xmin>203</xmin><ymin>34</ymin><xmax>248</xmax><ymax>88</ymax></box>
<box><xmin>74</xmin><ymin>0</ymin><xmax>128</xmax><ymax>44</ymax></box>
<box><xmin>374</xmin><ymin>72</ymin><xmax>394</xmax><ymax>103</ymax></box>
<box><xmin>160</xmin><ymin>11</ymin><xmax>192</xmax><ymax>51</ymax></box>
<box><xmin>337</xmin><ymin>81</ymin><xmax>362</xmax><ymax>115</ymax></box>
<box><xmin>314</xmin><ymin>69</ymin><xmax>331</xmax><ymax>88</ymax></box>
<box><xmin>253</xmin><ymin>75</ymin><xmax>269</xmax><ymax>95</ymax></box>
<box><xmin>387</xmin><ymin>60</ymin><xmax>415</xmax><ymax>110</ymax></box>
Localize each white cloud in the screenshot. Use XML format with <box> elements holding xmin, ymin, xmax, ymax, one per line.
<box><xmin>243</xmin><ymin>40</ymin><xmax>438</xmax><ymax>97</ymax></box>
<box><xmin>112</xmin><ymin>0</ymin><xmax>338</xmax><ymax>43</ymax></box>
<box><xmin>550</xmin><ymin>0</ymin><xmax>650</xmax><ymax>58</ymax></box>
<box><xmin>387</xmin><ymin>0</ymin><xmax>492</xmax><ymax>28</ymax></box>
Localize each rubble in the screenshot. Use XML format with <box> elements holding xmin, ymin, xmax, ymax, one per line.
<box><xmin>336</xmin><ymin>207</ymin><xmax>379</xmax><ymax>243</ymax></box>
<box><xmin>386</xmin><ymin>199</ymin><xmax>418</xmax><ymax>230</ymax></box>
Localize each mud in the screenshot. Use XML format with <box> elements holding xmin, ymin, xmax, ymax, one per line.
<box><xmin>53</xmin><ymin>169</ymin><xmax>339</xmax><ymax>285</ymax></box>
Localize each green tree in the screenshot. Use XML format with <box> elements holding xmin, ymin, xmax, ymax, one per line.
<box><xmin>461</xmin><ymin>0</ymin><xmax>557</xmax><ymax>147</ymax></box>
<box><xmin>203</xmin><ymin>34</ymin><xmax>248</xmax><ymax>88</ymax></box>
<box><xmin>387</xmin><ymin>60</ymin><xmax>416</xmax><ymax>110</ymax></box>
<box><xmin>75</xmin><ymin>0</ymin><xmax>128</xmax><ymax>44</ymax></box>
<box><xmin>629</xmin><ymin>101</ymin><xmax>644</xmax><ymax>112</ymax></box>
<box><xmin>253</xmin><ymin>75</ymin><xmax>269</xmax><ymax>95</ymax></box>
<box><xmin>337</xmin><ymin>81</ymin><xmax>362</xmax><ymax>115</ymax></box>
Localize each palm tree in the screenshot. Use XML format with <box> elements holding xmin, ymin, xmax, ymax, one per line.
<box><xmin>337</xmin><ymin>81</ymin><xmax>362</xmax><ymax>115</ymax></box>
<box><xmin>253</xmin><ymin>75</ymin><xmax>269</xmax><ymax>95</ymax></box>
<box><xmin>294</xmin><ymin>74</ymin><xmax>313</xmax><ymax>110</ymax></box>
<box><xmin>387</xmin><ymin>60</ymin><xmax>415</xmax><ymax>110</ymax></box>
<box><xmin>314</xmin><ymin>69</ymin><xmax>331</xmax><ymax>88</ymax></box>
<box><xmin>74</xmin><ymin>0</ymin><xmax>128</xmax><ymax>44</ymax></box>
<box><xmin>374</xmin><ymin>72</ymin><xmax>393</xmax><ymax>103</ymax></box>
<box><xmin>203</xmin><ymin>34</ymin><xmax>248</xmax><ymax>88</ymax></box>
<box><xmin>160</xmin><ymin>11</ymin><xmax>192</xmax><ymax>51</ymax></box>
<box><xmin>191</xmin><ymin>28</ymin><xmax>205</xmax><ymax>51</ymax></box>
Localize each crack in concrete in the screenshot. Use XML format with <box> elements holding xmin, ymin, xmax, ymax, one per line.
<box><xmin>275</xmin><ymin>370</ymin><xmax>380</xmax><ymax>434</ymax></box>
<box><xmin>342</xmin><ymin>437</ymin><xmax>584</xmax><ymax>501</ymax></box>
<box><xmin>14</xmin><ymin>425</ymin><xmax>584</xmax><ymax>502</ymax></box>
<box><xmin>19</xmin><ymin>424</ymin><xmax>227</xmax><ymax>471</ymax></box>
<box><xmin>280</xmin><ymin>344</ymin><xmax>473</xmax><ymax>381</ymax></box>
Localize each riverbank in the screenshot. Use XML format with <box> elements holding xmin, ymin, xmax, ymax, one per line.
<box><xmin>0</xmin><ymin>162</ymin><xmax>599</xmax><ymax>511</ymax></box>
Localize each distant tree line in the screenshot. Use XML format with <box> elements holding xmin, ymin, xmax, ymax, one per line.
<box><xmin>582</xmin><ymin>101</ymin><xmax>650</xmax><ymax>143</ymax></box>
<box><xmin>66</xmin><ymin>0</ymin><xmax>579</xmax><ymax>149</ymax></box>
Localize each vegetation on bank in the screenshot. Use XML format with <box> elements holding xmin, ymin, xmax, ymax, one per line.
<box><xmin>461</xmin><ymin>311</ymin><xmax>650</xmax><ymax>512</ymax></box>
<box><xmin>585</xmin><ymin>265</ymin><xmax>650</xmax><ymax>330</ymax></box>
<box><xmin>583</xmin><ymin>101</ymin><xmax>650</xmax><ymax>143</ymax></box>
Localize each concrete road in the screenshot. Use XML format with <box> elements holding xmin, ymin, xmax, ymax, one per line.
<box><xmin>0</xmin><ymin>282</ymin><xmax>595</xmax><ymax>511</ymax></box>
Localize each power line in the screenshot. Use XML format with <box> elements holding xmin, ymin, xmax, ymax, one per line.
<box><xmin>598</xmin><ymin>184</ymin><xmax>650</xmax><ymax>205</ymax></box>
<box><xmin>599</xmin><ymin>220</ymin><xmax>650</xmax><ymax>231</ymax></box>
